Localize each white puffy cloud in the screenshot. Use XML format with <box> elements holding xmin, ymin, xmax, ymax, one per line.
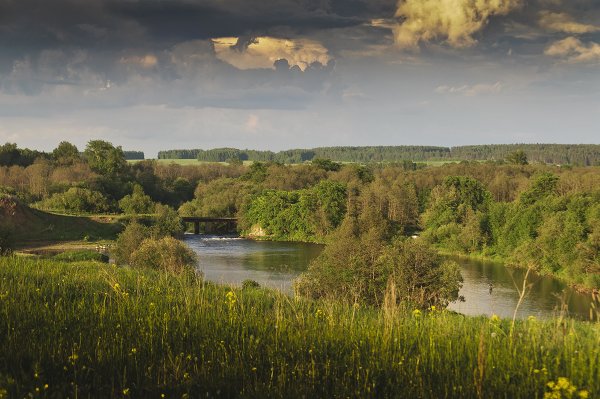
<box><xmin>538</xmin><ymin>11</ymin><xmax>599</xmax><ymax>34</ymax></box>
<box><xmin>545</xmin><ymin>37</ymin><xmax>600</xmax><ymax>64</ymax></box>
<box><xmin>393</xmin><ymin>0</ymin><xmax>521</xmax><ymax>49</ymax></box>
<box><xmin>212</xmin><ymin>36</ymin><xmax>331</xmax><ymax>70</ymax></box>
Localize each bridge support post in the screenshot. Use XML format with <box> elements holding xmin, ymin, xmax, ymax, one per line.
<box><xmin>194</xmin><ymin>221</ymin><xmax>200</xmax><ymax>235</ymax></box>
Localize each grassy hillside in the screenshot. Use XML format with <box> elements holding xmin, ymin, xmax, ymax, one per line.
<box><xmin>0</xmin><ymin>256</ymin><xmax>598</xmax><ymax>398</ymax></box>
<box><xmin>0</xmin><ymin>195</ymin><xmax>122</xmax><ymax>246</ymax></box>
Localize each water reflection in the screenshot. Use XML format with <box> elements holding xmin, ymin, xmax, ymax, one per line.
<box><xmin>184</xmin><ymin>235</ymin><xmax>323</xmax><ymax>293</ymax></box>
<box><xmin>446</xmin><ymin>256</ymin><xmax>593</xmax><ymax>319</ymax></box>
<box><xmin>184</xmin><ymin>235</ymin><xmax>594</xmax><ymax>319</ymax></box>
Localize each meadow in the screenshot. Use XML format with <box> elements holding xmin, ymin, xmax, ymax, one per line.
<box><xmin>0</xmin><ymin>256</ymin><xmax>598</xmax><ymax>398</ymax></box>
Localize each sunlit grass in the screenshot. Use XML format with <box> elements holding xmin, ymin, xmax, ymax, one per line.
<box><xmin>0</xmin><ymin>256</ymin><xmax>598</xmax><ymax>398</ymax></box>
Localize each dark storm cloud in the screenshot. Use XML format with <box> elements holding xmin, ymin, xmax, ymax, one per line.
<box><xmin>0</xmin><ymin>0</ymin><xmax>397</xmax><ymax>52</ymax></box>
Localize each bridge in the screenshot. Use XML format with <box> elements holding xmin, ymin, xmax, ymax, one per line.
<box><xmin>181</xmin><ymin>217</ymin><xmax>238</xmax><ymax>234</ymax></box>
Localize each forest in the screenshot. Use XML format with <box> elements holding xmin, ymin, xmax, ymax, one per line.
<box><xmin>1</xmin><ymin>140</ymin><xmax>598</xmax><ymax>291</ymax></box>
<box><xmin>158</xmin><ymin>144</ymin><xmax>600</xmax><ymax>166</ymax></box>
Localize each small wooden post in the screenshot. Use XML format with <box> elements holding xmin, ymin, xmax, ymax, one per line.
<box><xmin>194</xmin><ymin>221</ymin><xmax>200</xmax><ymax>235</ymax></box>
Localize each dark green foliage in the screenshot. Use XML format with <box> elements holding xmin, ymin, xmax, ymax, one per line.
<box><xmin>242</xmin><ymin>162</ymin><xmax>269</xmax><ymax>183</ymax></box>
<box><xmin>519</xmin><ymin>172</ymin><xmax>559</xmax><ymax>205</ymax></box>
<box><xmin>51</xmin><ymin>141</ymin><xmax>80</xmax><ymax>165</ymax></box>
<box><xmin>506</xmin><ymin>149</ymin><xmax>528</xmax><ymax>165</ymax></box>
<box><xmin>35</xmin><ymin>187</ymin><xmax>113</xmax><ymax>214</ymax></box>
<box><xmin>119</xmin><ymin>184</ymin><xmax>155</xmax><ymax>214</ymax></box>
<box><xmin>422</xmin><ymin>177</ymin><xmax>492</xmax><ymax>251</ymax></box>
<box><xmin>421</xmin><ymin>171</ymin><xmax>599</xmax><ymax>288</ymax></box>
<box><xmin>0</xmin><ymin>142</ymin><xmax>48</xmax><ymax>167</ymax></box>
<box><xmin>53</xmin><ymin>250</ymin><xmax>109</xmax><ymax>263</ymax></box>
<box><xmin>242</xmin><ymin>180</ymin><xmax>347</xmax><ymax>241</ymax></box>
<box><xmin>160</xmin><ymin>144</ymin><xmax>600</xmax><ymax>165</ymax></box>
<box><xmin>83</xmin><ymin>140</ymin><xmax>127</xmax><ymax>176</ymax></box>
<box><xmin>311</xmin><ymin>158</ymin><xmax>341</xmax><ymax>171</ymax></box>
<box><xmin>163</xmin><ymin>146</ymin><xmax>451</xmax><ymax>163</ymax></box>
<box><xmin>179</xmin><ymin>178</ymin><xmax>256</xmax><ymax>218</ymax></box>
<box><xmin>153</xmin><ymin>203</ymin><xmax>184</xmax><ymax>237</ymax></box>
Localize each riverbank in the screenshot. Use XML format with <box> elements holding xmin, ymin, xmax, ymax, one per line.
<box><xmin>434</xmin><ymin>247</ymin><xmax>599</xmax><ymax>295</ymax></box>
<box><xmin>0</xmin><ymin>255</ymin><xmax>598</xmax><ymax>398</ymax></box>
<box><xmin>242</xmin><ymin>230</ymin><xmax>600</xmax><ymax>296</ymax></box>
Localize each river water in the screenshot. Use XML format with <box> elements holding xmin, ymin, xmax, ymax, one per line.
<box><xmin>184</xmin><ymin>235</ymin><xmax>594</xmax><ymax>320</ymax></box>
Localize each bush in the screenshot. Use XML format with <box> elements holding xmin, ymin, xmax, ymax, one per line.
<box><xmin>53</xmin><ymin>250</ymin><xmax>109</xmax><ymax>263</ymax></box>
<box><xmin>119</xmin><ymin>185</ymin><xmax>154</xmax><ymax>214</ymax></box>
<box><xmin>129</xmin><ymin>236</ymin><xmax>198</xmax><ymax>273</ymax></box>
<box><xmin>295</xmin><ymin>230</ymin><xmax>462</xmax><ymax>309</ymax></box>
<box><xmin>35</xmin><ymin>187</ymin><xmax>112</xmax><ymax>214</ymax></box>
<box><xmin>153</xmin><ymin>203</ymin><xmax>184</xmax><ymax>237</ymax></box>
<box><xmin>112</xmin><ymin>221</ymin><xmax>152</xmax><ymax>265</ymax></box>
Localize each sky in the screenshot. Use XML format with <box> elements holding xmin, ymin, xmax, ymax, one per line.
<box><xmin>0</xmin><ymin>0</ymin><xmax>599</xmax><ymax>157</ymax></box>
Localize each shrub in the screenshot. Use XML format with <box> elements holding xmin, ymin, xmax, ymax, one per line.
<box><xmin>129</xmin><ymin>236</ymin><xmax>198</xmax><ymax>273</ymax></box>
<box><xmin>153</xmin><ymin>203</ymin><xmax>184</xmax><ymax>237</ymax></box>
<box><xmin>112</xmin><ymin>221</ymin><xmax>152</xmax><ymax>265</ymax></box>
<box><xmin>53</xmin><ymin>250</ymin><xmax>109</xmax><ymax>263</ymax></box>
<box><xmin>119</xmin><ymin>185</ymin><xmax>154</xmax><ymax>214</ymax></box>
<box><xmin>35</xmin><ymin>187</ymin><xmax>112</xmax><ymax>214</ymax></box>
<box><xmin>295</xmin><ymin>230</ymin><xmax>462</xmax><ymax>309</ymax></box>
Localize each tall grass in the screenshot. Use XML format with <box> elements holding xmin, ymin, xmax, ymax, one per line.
<box><xmin>0</xmin><ymin>256</ymin><xmax>598</xmax><ymax>398</ymax></box>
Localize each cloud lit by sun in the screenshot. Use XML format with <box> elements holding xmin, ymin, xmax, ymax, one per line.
<box><xmin>212</xmin><ymin>37</ymin><xmax>331</xmax><ymax>70</ymax></box>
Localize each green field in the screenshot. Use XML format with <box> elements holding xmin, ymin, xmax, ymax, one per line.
<box><xmin>128</xmin><ymin>159</ymin><xmax>257</xmax><ymax>166</ymax></box>
<box><xmin>0</xmin><ymin>256</ymin><xmax>598</xmax><ymax>398</ymax></box>
<box><xmin>128</xmin><ymin>158</ymin><xmax>204</xmax><ymax>165</ymax></box>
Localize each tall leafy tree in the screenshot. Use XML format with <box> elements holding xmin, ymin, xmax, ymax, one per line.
<box><xmin>83</xmin><ymin>140</ymin><xmax>127</xmax><ymax>176</ymax></box>
<box><xmin>52</xmin><ymin>141</ymin><xmax>80</xmax><ymax>165</ymax></box>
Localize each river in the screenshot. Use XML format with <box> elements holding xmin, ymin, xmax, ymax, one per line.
<box><xmin>184</xmin><ymin>235</ymin><xmax>594</xmax><ymax>320</ymax></box>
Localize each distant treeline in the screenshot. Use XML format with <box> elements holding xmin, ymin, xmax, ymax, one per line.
<box><xmin>0</xmin><ymin>143</ymin><xmax>144</xmax><ymax>167</ymax></box>
<box><xmin>158</xmin><ymin>144</ymin><xmax>600</xmax><ymax>166</ymax></box>
<box><xmin>123</xmin><ymin>151</ymin><xmax>145</xmax><ymax>160</ymax></box>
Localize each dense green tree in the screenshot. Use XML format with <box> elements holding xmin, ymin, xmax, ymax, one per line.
<box><xmin>311</xmin><ymin>158</ymin><xmax>341</xmax><ymax>171</ymax></box>
<box><xmin>153</xmin><ymin>203</ymin><xmax>184</xmax><ymax>237</ymax></box>
<box><xmin>0</xmin><ymin>143</ymin><xmax>46</xmax><ymax>167</ymax></box>
<box><xmin>520</xmin><ymin>173</ymin><xmax>559</xmax><ymax>205</ymax></box>
<box><xmin>83</xmin><ymin>140</ymin><xmax>127</xmax><ymax>176</ymax></box>
<box><xmin>242</xmin><ymin>181</ymin><xmax>347</xmax><ymax>241</ymax></box>
<box><xmin>119</xmin><ymin>185</ymin><xmax>154</xmax><ymax>214</ymax></box>
<box><xmin>422</xmin><ymin>176</ymin><xmax>491</xmax><ymax>229</ymax></box>
<box><xmin>506</xmin><ymin>150</ymin><xmax>528</xmax><ymax>165</ymax></box>
<box><xmin>52</xmin><ymin>142</ymin><xmax>80</xmax><ymax>165</ymax></box>
<box><xmin>421</xmin><ymin>176</ymin><xmax>492</xmax><ymax>253</ymax></box>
